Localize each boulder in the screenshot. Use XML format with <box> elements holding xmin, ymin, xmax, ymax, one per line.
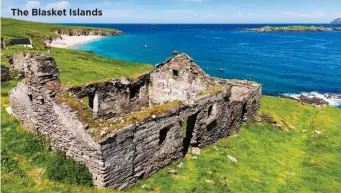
<box><xmin>299</xmin><ymin>95</ymin><xmax>329</xmax><ymax>106</ymax></box>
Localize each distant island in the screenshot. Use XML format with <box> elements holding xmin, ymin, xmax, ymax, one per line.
<box><xmin>331</xmin><ymin>17</ymin><xmax>341</xmax><ymax>24</ymax></box>
<box><xmin>241</xmin><ymin>26</ymin><xmax>341</xmax><ymax>32</ymax></box>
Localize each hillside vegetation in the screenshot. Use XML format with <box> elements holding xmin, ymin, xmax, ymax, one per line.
<box><xmin>1</xmin><ymin>46</ymin><xmax>153</xmax><ymax>86</ymax></box>
<box><xmin>1</xmin><ymin>18</ymin><xmax>120</xmax><ymax>40</ymax></box>
<box><xmin>1</xmin><ymin>17</ymin><xmax>153</xmax><ymax>87</ymax></box>
<box><xmin>1</xmin><ymin>18</ymin><xmax>123</xmax><ymax>49</ymax></box>
<box><xmin>2</xmin><ymin>96</ymin><xmax>341</xmax><ymax>193</ymax></box>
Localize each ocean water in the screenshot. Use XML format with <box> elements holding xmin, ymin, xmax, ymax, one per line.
<box><xmin>69</xmin><ymin>24</ymin><xmax>341</xmax><ymax>107</ymax></box>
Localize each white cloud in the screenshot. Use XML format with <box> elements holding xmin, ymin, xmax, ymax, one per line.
<box><xmin>45</xmin><ymin>1</ymin><xmax>70</xmax><ymax>9</ymax></box>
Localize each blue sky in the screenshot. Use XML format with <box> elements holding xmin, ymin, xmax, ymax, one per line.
<box><xmin>2</xmin><ymin>0</ymin><xmax>341</xmax><ymax>23</ymax></box>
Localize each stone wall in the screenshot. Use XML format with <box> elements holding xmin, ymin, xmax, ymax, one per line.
<box><xmin>96</xmin><ymin>80</ymin><xmax>260</xmax><ymax>189</ymax></box>
<box><xmin>9</xmin><ymin>53</ymin><xmax>105</xmax><ymax>186</ymax></box>
<box><xmin>69</xmin><ymin>74</ymin><xmax>150</xmax><ymax>120</ymax></box>
<box><xmin>10</xmin><ymin>52</ymin><xmax>261</xmax><ymax>189</ymax></box>
<box><xmin>149</xmin><ymin>54</ymin><xmax>214</xmax><ymax>105</ymax></box>
<box><xmin>68</xmin><ymin>54</ymin><xmax>216</xmax><ymax>120</ymax></box>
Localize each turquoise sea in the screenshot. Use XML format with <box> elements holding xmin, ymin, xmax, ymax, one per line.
<box><xmin>69</xmin><ymin>24</ymin><xmax>341</xmax><ymax>107</ymax></box>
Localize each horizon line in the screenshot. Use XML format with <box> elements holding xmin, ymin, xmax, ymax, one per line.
<box><xmin>56</xmin><ymin>22</ymin><xmax>335</xmax><ymax>25</ymax></box>
<box><xmin>3</xmin><ymin>17</ymin><xmax>339</xmax><ymax>25</ymax></box>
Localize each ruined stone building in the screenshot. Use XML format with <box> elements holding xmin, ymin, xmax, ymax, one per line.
<box><xmin>10</xmin><ymin>52</ymin><xmax>261</xmax><ymax>189</ymax></box>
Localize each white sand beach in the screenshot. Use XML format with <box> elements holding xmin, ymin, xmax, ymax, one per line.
<box><xmin>47</xmin><ymin>35</ymin><xmax>102</xmax><ymax>48</ymax></box>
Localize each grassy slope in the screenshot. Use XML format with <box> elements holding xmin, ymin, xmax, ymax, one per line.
<box><xmin>1</xmin><ymin>17</ymin><xmax>122</xmax><ymax>49</ymax></box>
<box><xmin>1</xmin><ymin>17</ymin><xmax>153</xmax><ymax>86</ymax></box>
<box><xmin>1</xmin><ymin>17</ymin><xmax>119</xmax><ymax>40</ymax></box>
<box><xmin>0</xmin><ymin>47</ymin><xmax>153</xmax><ymax>110</ymax></box>
<box><xmin>1</xmin><ymin>47</ymin><xmax>153</xmax><ymax>86</ymax></box>
<box><xmin>2</xmin><ymin>96</ymin><xmax>341</xmax><ymax>193</ymax></box>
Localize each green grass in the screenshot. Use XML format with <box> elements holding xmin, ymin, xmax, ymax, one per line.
<box><xmin>1</xmin><ymin>18</ymin><xmax>153</xmax><ymax>87</ymax></box>
<box><xmin>1</xmin><ymin>18</ymin><xmax>120</xmax><ymax>43</ymax></box>
<box><xmin>1</xmin><ymin>46</ymin><xmax>153</xmax><ymax>86</ymax></box>
<box><xmin>1</xmin><ymin>95</ymin><xmax>341</xmax><ymax>193</ymax></box>
<box><xmin>45</xmin><ymin>48</ymin><xmax>152</xmax><ymax>86</ymax></box>
<box><xmin>2</xmin><ymin>17</ymin><xmax>119</xmax><ymax>49</ymax></box>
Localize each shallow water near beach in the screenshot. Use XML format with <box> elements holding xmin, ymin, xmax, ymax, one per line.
<box><xmin>71</xmin><ymin>24</ymin><xmax>341</xmax><ymax>107</ymax></box>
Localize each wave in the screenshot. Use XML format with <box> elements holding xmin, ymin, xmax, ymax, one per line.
<box><xmin>282</xmin><ymin>92</ymin><xmax>341</xmax><ymax>107</ymax></box>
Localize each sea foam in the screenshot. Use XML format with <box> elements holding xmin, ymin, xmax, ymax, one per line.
<box><xmin>282</xmin><ymin>92</ymin><xmax>341</xmax><ymax>108</ymax></box>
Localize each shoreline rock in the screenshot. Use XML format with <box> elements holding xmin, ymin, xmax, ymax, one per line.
<box><xmin>44</xmin><ymin>28</ymin><xmax>126</xmax><ymax>48</ymax></box>
<box><xmin>53</xmin><ymin>28</ymin><xmax>125</xmax><ymax>36</ymax></box>
<box><xmin>281</xmin><ymin>94</ymin><xmax>329</xmax><ymax>107</ymax></box>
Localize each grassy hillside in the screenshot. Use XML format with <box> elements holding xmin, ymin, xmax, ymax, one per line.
<box><xmin>1</xmin><ymin>17</ymin><xmax>153</xmax><ymax>88</ymax></box>
<box><xmin>0</xmin><ymin>46</ymin><xmax>153</xmax><ymax>109</ymax></box>
<box><xmin>1</xmin><ymin>46</ymin><xmax>153</xmax><ymax>86</ymax></box>
<box><xmin>1</xmin><ymin>18</ymin><xmax>152</xmax><ymax>112</ymax></box>
<box><xmin>1</xmin><ymin>17</ymin><xmax>120</xmax><ymax>40</ymax></box>
<box><xmin>2</xmin><ymin>96</ymin><xmax>341</xmax><ymax>193</ymax></box>
<box><xmin>1</xmin><ymin>17</ymin><xmax>123</xmax><ymax>49</ymax></box>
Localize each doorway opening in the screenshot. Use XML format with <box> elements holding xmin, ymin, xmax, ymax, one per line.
<box><xmin>183</xmin><ymin>112</ymin><xmax>199</xmax><ymax>156</ymax></box>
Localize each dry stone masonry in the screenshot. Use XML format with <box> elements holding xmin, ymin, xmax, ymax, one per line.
<box><xmin>1</xmin><ymin>64</ymin><xmax>11</xmax><ymax>81</ymax></box>
<box><xmin>10</xmin><ymin>52</ymin><xmax>261</xmax><ymax>189</ymax></box>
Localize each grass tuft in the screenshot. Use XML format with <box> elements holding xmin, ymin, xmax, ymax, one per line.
<box><xmin>196</xmin><ymin>84</ymin><xmax>222</xmax><ymax>97</ymax></box>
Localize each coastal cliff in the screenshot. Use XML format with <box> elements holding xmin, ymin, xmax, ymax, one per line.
<box><xmin>1</xmin><ymin>18</ymin><xmax>125</xmax><ymax>48</ymax></box>
<box><xmin>45</xmin><ymin>28</ymin><xmax>125</xmax><ymax>47</ymax></box>
<box><xmin>53</xmin><ymin>28</ymin><xmax>125</xmax><ymax>36</ymax></box>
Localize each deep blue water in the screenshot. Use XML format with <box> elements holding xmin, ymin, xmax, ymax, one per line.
<box><xmin>67</xmin><ymin>24</ymin><xmax>341</xmax><ymax>106</ymax></box>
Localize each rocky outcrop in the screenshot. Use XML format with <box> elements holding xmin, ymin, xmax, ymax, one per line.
<box><xmin>54</xmin><ymin>28</ymin><xmax>125</xmax><ymax>37</ymax></box>
<box><xmin>283</xmin><ymin>94</ymin><xmax>329</xmax><ymax>107</ymax></box>
<box><xmin>1</xmin><ymin>65</ymin><xmax>11</xmax><ymax>81</ymax></box>
<box><xmin>281</xmin><ymin>92</ymin><xmax>339</xmax><ymax>107</ymax></box>
<box><xmin>299</xmin><ymin>95</ymin><xmax>329</xmax><ymax>106</ymax></box>
<box><xmin>42</xmin><ymin>28</ymin><xmax>125</xmax><ymax>46</ymax></box>
<box><xmin>10</xmin><ymin>53</ymin><xmax>261</xmax><ymax>189</ymax></box>
<box><xmin>331</xmin><ymin>18</ymin><xmax>341</xmax><ymax>24</ymax></box>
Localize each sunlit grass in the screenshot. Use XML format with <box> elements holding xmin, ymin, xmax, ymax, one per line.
<box><xmin>2</xmin><ymin>96</ymin><xmax>340</xmax><ymax>192</ymax></box>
